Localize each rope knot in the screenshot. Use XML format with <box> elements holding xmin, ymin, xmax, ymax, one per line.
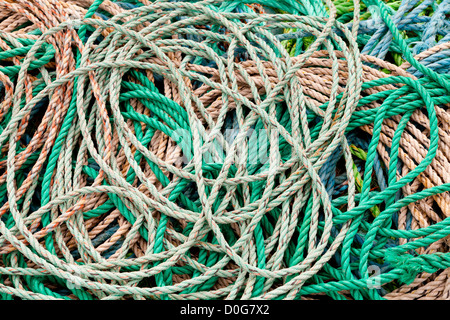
<box><xmin>384</xmin><ymin>250</ymin><xmax>426</xmax><ymax>285</ymax></box>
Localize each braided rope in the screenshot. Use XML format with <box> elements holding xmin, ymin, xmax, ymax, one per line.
<box><xmin>0</xmin><ymin>0</ymin><xmax>448</xmax><ymax>300</ymax></box>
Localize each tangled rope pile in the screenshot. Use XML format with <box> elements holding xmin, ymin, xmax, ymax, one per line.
<box><xmin>0</xmin><ymin>0</ymin><xmax>449</xmax><ymax>300</ymax></box>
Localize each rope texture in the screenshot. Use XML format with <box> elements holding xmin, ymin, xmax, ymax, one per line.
<box><xmin>0</xmin><ymin>0</ymin><xmax>448</xmax><ymax>300</ymax></box>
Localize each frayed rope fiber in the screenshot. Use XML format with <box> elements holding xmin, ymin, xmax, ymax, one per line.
<box><xmin>0</xmin><ymin>0</ymin><xmax>449</xmax><ymax>300</ymax></box>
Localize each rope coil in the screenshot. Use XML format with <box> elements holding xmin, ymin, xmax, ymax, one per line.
<box><xmin>0</xmin><ymin>0</ymin><xmax>448</xmax><ymax>300</ymax></box>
